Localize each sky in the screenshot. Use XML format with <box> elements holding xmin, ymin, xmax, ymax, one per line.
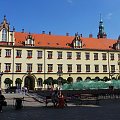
<box><xmin>0</xmin><ymin>0</ymin><xmax>120</xmax><ymax>39</ymax></box>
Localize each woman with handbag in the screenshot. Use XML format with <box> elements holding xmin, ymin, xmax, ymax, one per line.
<box><xmin>0</xmin><ymin>92</ymin><xmax>5</xmax><ymax>112</ymax></box>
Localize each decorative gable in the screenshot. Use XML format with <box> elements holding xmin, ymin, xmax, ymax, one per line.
<box><xmin>72</xmin><ymin>33</ymin><xmax>83</xmax><ymax>49</ymax></box>
<box><xmin>25</xmin><ymin>33</ymin><xmax>34</xmax><ymax>46</ymax></box>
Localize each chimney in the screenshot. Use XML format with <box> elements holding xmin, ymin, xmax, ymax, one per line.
<box><xmin>66</xmin><ymin>33</ymin><xmax>69</xmax><ymax>36</ymax></box>
<box><xmin>89</xmin><ymin>34</ymin><xmax>93</xmax><ymax>38</ymax></box>
<box><xmin>42</xmin><ymin>31</ymin><xmax>45</xmax><ymax>34</ymax></box>
<box><xmin>49</xmin><ymin>31</ymin><xmax>51</xmax><ymax>35</ymax></box>
<box><xmin>22</xmin><ymin>29</ymin><xmax>24</xmax><ymax>33</ymax></box>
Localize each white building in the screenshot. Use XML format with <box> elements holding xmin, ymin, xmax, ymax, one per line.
<box><xmin>0</xmin><ymin>16</ymin><xmax>120</xmax><ymax>90</ymax></box>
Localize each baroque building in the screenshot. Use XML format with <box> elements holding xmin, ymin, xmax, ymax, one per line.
<box><xmin>0</xmin><ymin>16</ymin><xmax>120</xmax><ymax>90</ymax></box>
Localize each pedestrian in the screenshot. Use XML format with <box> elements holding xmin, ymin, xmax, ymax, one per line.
<box><xmin>0</xmin><ymin>92</ymin><xmax>5</xmax><ymax>112</ymax></box>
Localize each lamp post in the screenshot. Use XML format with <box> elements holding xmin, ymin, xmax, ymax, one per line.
<box><xmin>0</xmin><ymin>71</ymin><xmax>3</xmax><ymax>89</ymax></box>
<box><xmin>57</xmin><ymin>71</ymin><xmax>63</xmax><ymax>90</ymax></box>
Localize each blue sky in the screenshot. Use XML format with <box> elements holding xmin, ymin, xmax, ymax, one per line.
<box><xmin>0</xmin><ymin>0</ymin><xmax>120</xmax><ymax>39</ymax></box>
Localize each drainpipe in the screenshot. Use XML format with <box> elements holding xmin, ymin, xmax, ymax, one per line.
<box><xmin>12</xmin><ymin>46</ymin><xmax>14</xmax><ymax>86</ymax></box>
<box><xmin>107</xmin><ymin>51</ymin><xmax>110</xmax><ymax>80</ymax></box>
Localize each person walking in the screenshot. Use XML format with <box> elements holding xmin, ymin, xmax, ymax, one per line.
<box><xmin>0</xmin><ymin>92</ymin><xmax>5</xmax><ymax>112</ymax></box>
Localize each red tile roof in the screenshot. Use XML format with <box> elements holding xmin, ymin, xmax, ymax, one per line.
<box><xmin>14</xmin><ymin>32</ymin><xmax>117</xmax><ymax>50</ymax></box>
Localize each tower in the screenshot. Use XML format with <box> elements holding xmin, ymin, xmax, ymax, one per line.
<box><xmin>97</xmin><ymin>15</ymin><xmax>107</xmax><ymax>38</ymax></box>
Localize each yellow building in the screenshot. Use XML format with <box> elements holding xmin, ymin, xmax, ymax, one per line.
<box><xmin>0</xmin><ymin>16</ymin><xmax>120</xmax><ymax>90</ymax></box>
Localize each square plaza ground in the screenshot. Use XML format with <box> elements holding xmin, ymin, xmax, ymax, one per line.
<box><xmin>1</xmin><ymin>93</ymin><xmax>120</xmax><ymax>120</ymax></box>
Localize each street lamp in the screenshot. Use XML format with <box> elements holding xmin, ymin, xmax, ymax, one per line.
<box><xmin>57</xmin><ymin>71</ymin><xmax>63</xmax><ymax>90</ymax></box>
<box><xmin>0</xmin><ymin>71</ymin><xmax>3</xmax><ymax>89</ymax></box>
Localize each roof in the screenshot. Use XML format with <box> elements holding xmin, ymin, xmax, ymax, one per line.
<box><xmin>14</xmin><ymin>32</ymin><xmax>117</xmax><ymax>50</ymax></box>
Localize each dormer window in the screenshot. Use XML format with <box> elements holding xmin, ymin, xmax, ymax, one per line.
<box><xmin>25</xmin><ymin>34</ymin><xmax>34</xmax><ymax>46</ymax></box>
<box><xmin>73</xmin><ymin>33</ymin><xmax>83</xmax><ymax>49</ymax></box>
<box><xmin>2</xmin><ymin>28</ymin><xmax>7</xmax><ymax>41</ymax></box>
<box><xmin>74</xmin><ymin>39</ymin><xmax>82</xmax><ymax>49</ymax></box>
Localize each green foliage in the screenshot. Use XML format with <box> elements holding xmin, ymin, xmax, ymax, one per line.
<box><xmin>4</xmin><ymin>78</ymin><xmax>13</xmax><ymax>85</ymax></box>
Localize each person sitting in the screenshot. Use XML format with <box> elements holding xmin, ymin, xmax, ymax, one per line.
<box><xmin>52</xmin><ymin>90</ymin><xmax>59</xmax><ymax>107</ymax></box>
<box><xmin>0</xmin><ymin>92</ymin><xmax>5</xmax><ymax>112</ymax></box>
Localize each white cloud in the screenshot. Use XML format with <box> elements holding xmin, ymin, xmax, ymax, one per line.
<box><xmin>67</xmin><ymin>0</ymin><xmax>73</xmax><ymax>4</ymax></box>
<box><xmin>106</xmin><ymin>13</ymin><xmax>113</xmax><ymax>19</ymax></box>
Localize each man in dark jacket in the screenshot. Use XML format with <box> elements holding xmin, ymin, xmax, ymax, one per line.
<box><xmin>0</xmin><ymin>92</ymin><xmax>5</xmax><ymax>112</ymax></box>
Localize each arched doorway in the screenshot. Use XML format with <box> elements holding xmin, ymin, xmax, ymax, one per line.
<box><xmin>24</xmin><ymin>76</ymin><xmax>35</xmax><ymax>90</ymax></box>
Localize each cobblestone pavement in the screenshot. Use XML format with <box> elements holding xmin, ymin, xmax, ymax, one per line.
<box><xmin>1</xmin><ymin>93</ymin><xmax>120</xmax><ymax>120</ymax></box>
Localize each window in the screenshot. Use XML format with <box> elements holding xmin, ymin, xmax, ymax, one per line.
<box><xmin>48</xmin><ymin>51</ymin><xmax>52</xmax><ymax>59</ymax></box>
<box><xmin>37</xmin><ymin>78</ymin><xmax>43</xmax><ymax>87</ymax></box>
<box><xmin>85</xmin><ymin>52</ymin><xmax>90</xmax><ymax>60</ymax></box>
<box><xmin>77</xmin><ymin>64</ymin><xmax>81</xmax><ymax>72</ymax></box>
<box><xmin>37</xmin><ymin>51</ymin><xmax>42</xmax><ymax>59</ymax></box>
<box><xmin>95</xmin><ymin>65</ymin><xmax>99</xmax><ymax>72</ymax></box>
<box><xmin>103</xmin><ymin>65</ymin><xmax>107</xmax><ymax>72</ymax></box>
<box><xmin>102</xmin><ymin>53</ymin><xmax>107</xmax><ymax>60</ymax></box>
<box><xmin>74</xmin><ymin>40</ymin><xmax>82</xmax><ymax>49</ymax></box>
<box><xmin>16</xmin><ymin>63</ymin><xmax>21</xmax><ymax>72</ymax></box>
<box><xmin>67</xmin><ymin>52</ymin><xmax>72</xmax><ymax>59</ymax></box>
<box><xmin>58</xmin><ymin>52</ymin><xmax>62</xmax><ymax>59</ymax></box>
<box><xmin>5</xmin><ymin>49</ymin><xmax>11</xmax><ymax>57</ymax></box>
<box><xmin>67</xmin><ymin>64</ymin><xmax>72</xmax><ymax>72</ymax></box>
<box><xmin>27</xmin><ymin>64</ymin><xmax>32</xmax><ymax>72</ymax></box>
<box><xmin>94</xmin><ymin>53</ymin><xmax>98</xmax><ymax>60</ymax></box>
<box><xmin>86</xmin><ymin>65</ymin><xmax>90</xmax><ymax>72</ymax></box>
<box><xmin>27</xmin><ymin>50</ymin><xmax>32</xmax><ymax>58</ymax></box>
<box><xmin>5</xmin><ymin>63</ymin><xmax>11</xmax><ymax>72</ymax></box>
<box><xmin>37</xmin><ymin>64</ymin><xmax>42</xmax><ymax>72</ymax></box>
<box><xmin>110</xmin><ymin>53</ymin><xmax>114</xmax><ymax>60</ymax></box>
<box><xmin>16</xmin><ymin>50</ymin><xmax>22</xmax><ymax>58</ymax></box>
<box><xmin>118</xmin><ymin>54</ymin><xmax>120</xmax><ymax>60</ymax></box>
<box><xmin>48</xmin><ymin>64</ymin><xmax>53</xmax><ymax>72</ymax></box>
<box><xmin>58</xmin><ymin>64</ymin><xmax>63</xmax><ymax>72</ymax></box>
<box><xmin>2</xmin><ymin>28</ymin><xmax>7</xmax><ymax>41</ymax></box>
<box><xmin>76</xmin><ymin>52</ymin><xmax>81</xmax><ymax>59</ymax></box>
<box><xmin>111</xmin><ymin>65</ymin><xmax>115</xmax><ymax>73</ymax></box>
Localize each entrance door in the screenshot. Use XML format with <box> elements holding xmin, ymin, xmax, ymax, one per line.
<box><xmin>24</xmin><ymin>76</ymin><xmax>35</xmax><ymax>90</ymax></box>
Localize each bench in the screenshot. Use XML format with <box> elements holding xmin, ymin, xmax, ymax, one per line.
<box><xmin>79</xmin><ymin>94</ymin><xmax>100</xmax><ymax>105</ymax></box>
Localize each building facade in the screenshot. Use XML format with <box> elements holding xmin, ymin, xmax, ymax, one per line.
<box><xmin>0</xmin><ymin>16</ymin><xmax>120</xmax><ymax>90</ymax></box>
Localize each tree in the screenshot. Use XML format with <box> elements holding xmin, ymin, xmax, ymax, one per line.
<box><xmin>15</xmin><ymin>78</ymin><xmax>22</xmax><ymax>88</ymax></box>
<box><xmin>4</xmin><ymin>78</ymin><xmax>13</xmax><ymax>87</ymax></box>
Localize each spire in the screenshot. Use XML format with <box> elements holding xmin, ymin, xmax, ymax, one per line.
<box><xmin>97</xmin><ymin>14</ymin><xmax>107</xmax><ymax>38</ymax></box>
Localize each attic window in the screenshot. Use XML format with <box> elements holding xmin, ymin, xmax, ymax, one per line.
<box><xmin>73</xmin><ymin>40</ymin><xmax>82</xmax><ymax>49</ymax></box>
<box><xmin>25</xmin><ymin>34</ymin><xmax>34</xmax><ymax>46</ymax></box>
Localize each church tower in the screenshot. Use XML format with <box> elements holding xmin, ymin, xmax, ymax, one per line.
<box><xmin>97</xmin><ymin>15</ymin><xmax>107</xmax><ymax>38</ymax></box>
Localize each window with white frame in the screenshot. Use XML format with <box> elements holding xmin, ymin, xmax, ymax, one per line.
<box><xmin>57</xmin><ymin>51</ymin><xmax>62</xmax><ymax>59</ymax></box>
<box><xmin>5</xmin><ymin>63</ymin><xmax>11</xmax><ymax>72</ymax></box>
<box><xmin>77</xmin><ymin>64</ymin><xmax>81</xmax><ymax>72</ymax></box>
<box><xmin>16</xmin><ymin>50</ymin><xmax>22</xmax><ymax>58</ymax></box>
<box><xmin>85</xmin><ymin>52</ymin><xmax>90</xmax><ymax>60</ymax></box>
<box><xmin>5</xmin><ymin>49</ymin><xmax>11</xmax><ymax>57</ymax></box>
<box><xmin>47</xmin><ymin>51</ymin><xmax>52</xmax><ymax>59</ymax></box>
<box><xmin>67</xmin><ymin>52</ymin><xmax>72</xmax><ymax>59</ymax></box>
<box><xmin>86</xmin><ymin>65</ymin><xmax>90</xmax><ymax>72</ymax></box>
<box><xmin>111</xmin><ymin>65</ymin><xmax>115</xmax><ymax>73</ymax></box>
<box><xmin>95</xmin><ymin>65</ymin><xmax>99</xmax><ymax>72</ymax></box>
<box><xmin>103</xmin><ymin>65</ymin><xmax>107</xmax><ymax>72</ymax></box>
<box><xmin>102</xmin><ymin>53</ymin><xmax>107</xmax><ymax>60</ymax></box>
<box><xmin>67</xmin><ymin>64</ymin><xmax>72</xmax><ymax>72</ymax></box>
<box><xmin>2</xmin><ymin>28</ymin><xmax>7</xmax><ymax>41</ymax></box>
<box><xmin>27</xmin><ymin>64</ymin><xmax>32</xmax><ymax>72</ymax></box>
<box><xmin>94</xmin><ymin>53</ymin><xmax>98</xmax><ymax>60</ymax></box>
<box><xmin>110</xmin><ymin>53</ymin><xmax>114</xmax><ymax>60</ymax></box>
<box><xmin>16</xmin><ymin>63</ymin><xmax>21</xmax><ymax>72</ymax></box>
<box><xmin>37</xmin><ymin>51</ymin><xmax>42</xmax><ymax>58</ymax></box>
<box><xmin>48</xmin><ymin>64</ymin><xmax>53</xmax><ymax>72</ymax></box>
<box><xmin>37</xmin><ymin>64</ymin><xmax>42</xmax><ymax>72</ymax></box>
<box><xmin>76</xmin><ymin>52</ymin><xmax>81</xmax><ymax>59</ymax></box>
<box><xmin>58</xmin><ymin>64</ymin><xmax>63</xmax><ymax>72</ymax></box>
<box><xmin>27</xmin><ymin>50</ymin><xmax>32</xmax><ymax>58</ymax></box>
